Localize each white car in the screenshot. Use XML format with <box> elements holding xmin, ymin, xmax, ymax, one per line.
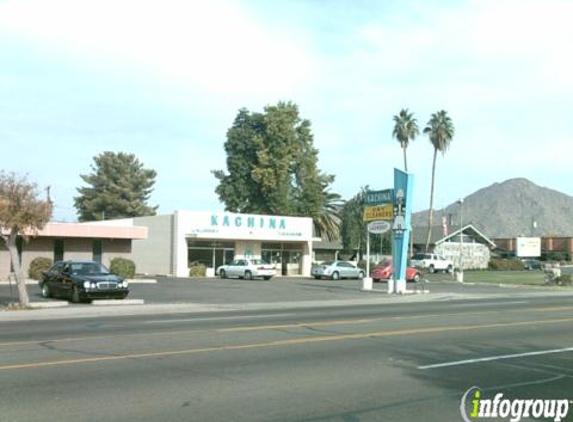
<box><xmin>311</xmin><ymin>260</ymin><xmax>365</xmax><ymax>280</ymax></box>
<box><xmin>410</xmin><ymin>253</ymin><xmax>454</xmax><ymax>273</ymax></box>
<box><xmin>217</xmin><ymin>259</ymin><xmax>277</xmax><ymax>280</ymax></box>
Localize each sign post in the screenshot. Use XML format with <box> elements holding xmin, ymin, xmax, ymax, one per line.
<box><xmin>362</xmin><ymin>189</ymin><xmax>394</xmax><ymax>291</ymax></box>
<box><xmin>392</xmin><ymin>169</ymin><xmax>414</xmax><ymax>294</ymax></box>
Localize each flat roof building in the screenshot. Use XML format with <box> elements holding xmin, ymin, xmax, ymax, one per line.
<box><xmin>130</xmin><ymin>211</ymin><xmax>316</xmax><ymax>277</ymax></box>
<box><xmin>0</xmin><ymin>222</ymin><xmax>148</xmax><ymax>280</ymax></box>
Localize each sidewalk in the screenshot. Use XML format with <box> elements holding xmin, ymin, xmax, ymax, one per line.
<box><xmin>0</xmin><ymin>292</ymin><xmax>479</xmax><ymax>322</ymax></box>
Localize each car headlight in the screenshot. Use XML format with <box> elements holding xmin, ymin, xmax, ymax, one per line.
<box><xmin>91</xmin><ymin>282</ymin><xmax>97</xmax><ymax>288</ymax></box>
<box><xmin>122</xmin><ymin>281</ymin><xmax>128</xmax><ymax>288</ymax></box>
<box><xmin>83</xmin><ymin>281</ymin><xmax>90</xmax><ymax>289</ymax></box>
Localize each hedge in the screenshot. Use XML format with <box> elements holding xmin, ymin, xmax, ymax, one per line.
<box><xmin>488</xmin><ymin>258</ymin><xmax>525</xmax><ymax>271</ymax></box>
<box><xmin>189</xmin><ymin>263</ymin><xmax>207</xmax><ymax>277</ymax></box>
<box><xmin>109</xmin><ymin>257</ymin><xmax>136</xmax><ymax>279</ymax></box>
<box><xmin>28</xmin><ymin>257</ymin><xmax>53</xmax><ymax>280</ymax></box>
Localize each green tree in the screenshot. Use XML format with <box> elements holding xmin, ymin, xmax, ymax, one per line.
<box><xmin>0</xmin><ymin>172</ymin><xmax>52</xmax><ymax>305</ymax></box>
<box><xmin>213</xmin><ymin>102</ymin><xmax>340</xmax><ymax>237</ymax></box>
<box><xmin>423</xmin><ymin>110</ymin><xmax>455</xmax><ymax>252</ymax></box>
<box><xmin>340</xmin><ymin>187</ymin><xmax>368</xmax><ymax>258</ymax></box>
<box><xmin>392</xmin><ymin>108</ymin><xmax>419</xmax><ymax>172</ymax></box>
<box><xmin>314</xmin><ymin>187</ymin><xmax>343</xmax><ymax>242</ymax></box>
<box><xmin>74</xmin><ymin>152</ymin><xmax>157</xmax><ymax>221</ymax></box>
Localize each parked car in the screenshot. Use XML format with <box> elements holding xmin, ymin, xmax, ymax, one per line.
<box><xmin>410</xmin><ymin>253</ymin><xmax>454</xmax><ymax>273</ymax></box>
<box><xmin>217</xmin><ymin>259</ymin><xmax>277</xmax><ymax>280</ymax></box>
<box><xmin>522</xmin><ymin>258</ymin><xmax>543</xmax><ymax>270</ymax></box>
<box><xmin>311</xmin><ymin>261</ymin><xmax>365</xmax><ymax>280</ymax></box>
<box><xmin>39</xmin><ymin>260</ymin><xmax>129</xmax><ymax>303</ymax></box>
<box><xmin>371</xmin><ymin>264</ymin><xmax>422</xmax><ymax>283</ymax></box>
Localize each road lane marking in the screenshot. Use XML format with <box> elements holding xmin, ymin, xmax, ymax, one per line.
<box><xmin>2</xmin><ymin>317</ymin><xmax>573</xmax><ymax>371</ymax></box>
<box><xmin>218</xmin><ymin>318</ymin><xmax>377</xmax><ymax>332</ymax></box>
<box><xmin>144</xmin><ymin>313</ymin><xmax>295</xmax><ymax>324</ymax></box>
<box><xmin>2</xmin><ymin>304</ymin><xmax>573</xmax><ymax>347</ymax></box>
<box><xmin>449</xmin><ymin>301</ymin><xmax>529</xmax><ymax>308</ymax></box>
<box><xmin>418</xmin><ymin>347</ymin><xmax>573</xmax><ymax>370</ymax></box>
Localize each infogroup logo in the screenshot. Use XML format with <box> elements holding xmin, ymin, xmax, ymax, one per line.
<box><xmin>460</xmin><ymin>386</ymin><xmax>571</xmax><ymax>422</ymax></box>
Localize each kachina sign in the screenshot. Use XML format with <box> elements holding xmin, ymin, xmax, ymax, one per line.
<box><xmin>210</xmin><ymin>214</ymin><xmax>287</xmax><ymax>230</ymax></box>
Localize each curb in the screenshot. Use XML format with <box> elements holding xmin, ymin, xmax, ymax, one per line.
<box><xmin>91</xmin><ymin>299</ymin><xmax>145</xmax><ymax>306</ymax></box>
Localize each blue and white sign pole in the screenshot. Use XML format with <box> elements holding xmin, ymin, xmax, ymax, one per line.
<box><xmin>390</xmin><ymin>168</ymin><xmax>414</xmax><ymax>294</ymax></box>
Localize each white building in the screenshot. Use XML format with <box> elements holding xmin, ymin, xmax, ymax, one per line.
<box><xmin>130</xmin><ymin>211</ymin><xmax>316</xmax><ymax>277</ymax></box>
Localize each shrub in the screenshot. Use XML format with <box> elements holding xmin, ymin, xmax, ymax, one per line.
<box><xmin>189</xmin><ymin>263</ymin><xmax>206</xmax><ymax>277</ymax></box>
<box><xmin>109</xmin><ymin>257</ymin><xmax>135</xmax><ymax>279</ymax></box>
<box><xmin>28</xmin><ymin>257</ymin><xmax>53</xmax><ymax>280</ymax></box>
<box><xmin>559</xmin><ymin>274</ymin><xmax>572</xmax><ymax>286</ymax></box>
<box><xmin>488</xmin><ymin>258</ymin><xmax>525</xmax><ymax>271</ymax></box>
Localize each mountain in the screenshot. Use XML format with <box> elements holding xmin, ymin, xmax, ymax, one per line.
<box><xmin>412</xmin><ymin>178</ymin><xmax>573</xmax><ymax>238</ymax></box>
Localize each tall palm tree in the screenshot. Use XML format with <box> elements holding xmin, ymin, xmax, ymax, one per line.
<box><xmin>392</xmin><ymin>109</ymin><xmax>419</xmax><ymax>172</ymax></box>
<box><xmin>313</xmin><ymin>190</ymin><xmax>344</xmax><ymax>242</ymax></box>
<box><xmin>423</xmin><ymin>110</ymin><xmax>455</xmax><ymax>252</ymax></box>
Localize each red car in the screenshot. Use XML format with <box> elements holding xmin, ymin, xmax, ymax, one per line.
<box><xmin>371</xmin><ymin>265</ymin><xmax>421</xmax><ymax>283</ymax></box>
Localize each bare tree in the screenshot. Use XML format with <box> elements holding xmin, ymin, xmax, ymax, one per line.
<box><xmin>0</xmin><ymin>172</ymin><xmax>52</xmax><ymax>305</ymax></box>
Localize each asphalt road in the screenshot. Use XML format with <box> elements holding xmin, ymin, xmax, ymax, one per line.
<box><xmin>1</xmin><ymin>296</ymin><xmax>572</xmax><ymax>422</ymax></box>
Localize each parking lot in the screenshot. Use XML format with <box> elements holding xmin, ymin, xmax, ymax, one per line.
<box><xmin>0</xmin><ymin>273</ymin><xmax>564</xmax><ymax>307</ymax></box>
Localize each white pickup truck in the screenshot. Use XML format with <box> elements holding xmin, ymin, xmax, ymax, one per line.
<box><xmin>410</xmin><ymin>253</ymin><xmax>454</xmax><ymax>273</ymax></box>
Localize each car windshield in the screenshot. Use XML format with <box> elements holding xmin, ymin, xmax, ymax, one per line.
<box><xmin>70</xmin><ymin>263</ymin><xmax>111</xmax><ymax>275</ymax></box>
<box><xmin>412</xmin><ymin>254</ymin><xmax>425</xmax><ymax>260</ymax></box>
<box><xmin>249</xmin><ymin>259</ymin><xmax>268</xmax><ymax>265</ymax></box>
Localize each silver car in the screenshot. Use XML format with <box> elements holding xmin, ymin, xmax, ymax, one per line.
<box><xmin>217</xmin><ymin>259</ymin><xmax>277</xmax><ymax>280</ymax></box>
<box><xmin>311</xmin><ymin>260</ymin><xmax>365</xmax><ymax>280</ymax></box>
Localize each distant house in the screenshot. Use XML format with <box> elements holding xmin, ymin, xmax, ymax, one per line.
<box><xmin>412</xmin><ymin>224</ymin><xmax>496</xmax><ymax>269</ymax></box>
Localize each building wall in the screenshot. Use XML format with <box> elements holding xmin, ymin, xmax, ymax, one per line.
<box><xmin>62</xmin><ymin>238</ymin><xmax>93</xmax><ymax>261</ymax></box>
<box><xmin>132</xmin><ymin>214</ymin><xmax>174</xmax><ymax>276</ymax></box>
<box><xmin>0</xmin><ymin>247</ymin><xmax>12</xmax><ymax>280</ymax></box>
<box><xmin>21</xmin><ymin>238</ymin><xmax>54</xmax><ymax>274</ymax></box>
<box><xmin>494</xmin><ymin>236</ymin><xmax>573</xmax><ymax>259</ymax></box>
<box><xmin>102</xmin><ymin>239</ymin><xmax>132</xmax><ymax>267</ymax></box>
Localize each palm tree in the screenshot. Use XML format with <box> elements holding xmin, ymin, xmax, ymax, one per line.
<box><xmin>313</xmin><ymin>190</ymin><xmax>344</xmax><ymax>242</ymax></box>
<box><xmin>392</xmin><ymin>109</ymin><xmax>419</xmax><ymax>172</ymax></box>
<box><xmin>423</xmin><ymin>110</ymin><xmax>455</xmax><ymax>252</ymax></box>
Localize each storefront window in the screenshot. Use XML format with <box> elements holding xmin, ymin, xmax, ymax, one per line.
<box><xmin>187</xmin><ymin>239</ymin><xmax>234</xmax><ymax>270</ymax></box>
<box><xmin>261</xmin><ymin>243</ymin><xmax>302</xmax><ymax>275</ymax></box>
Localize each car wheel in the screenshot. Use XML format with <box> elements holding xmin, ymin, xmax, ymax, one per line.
<box><xmin>245</xmin><ymin>271</ymin><xmax>253</xmax><ymax>280</ymax></box>
<box><xmin>357</xmin><ymin>271</ymin><xmax>365</xmax><ymax>280</ymax></box>
<box><xmin>413</xmin><ymin>273</ymin><xmax>421</xmax><ymax>283</ymax></box>
<box><xmin>41</xmin><ymin>283</ymin><xmax>52</xmax><ymax>298</ymax></box>
<box><xmin>331</xmin><ymin>271</ymin><xmax>340</xmax><ymax>280</ymax></box>
<box><xmin>263</xmin><ymin>276</ymin><xmax>272</xmax><ymax>280</ymax></box>
<box><xmin>446</xmin><ymin>265</ymin><xmax>453</xmax><ymax>274</ymax></box>
<box><xmin>314</xmin><ymin>276</ymin><xmax>321</xmax><ymax>280</ymax></box>
<box><xmin>71</xmin><ymin>286</ymin><xmax>81</xmax><ymax>304</ymax></box>
<box><xmin>428</xmin><ymin>265</ymin><xmax>435</xmax><ymax>274</ymax></box>
<box><xmin>220</xmin><ymin>269</ymin><xmax>226</xmax><ymax>279</ymax></box>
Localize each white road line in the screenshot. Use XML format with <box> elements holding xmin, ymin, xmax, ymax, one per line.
<box><xmin>144</xmin><ymin>313</ymin><xmax>295</xmax><ymax>324</ymax></box>
<box><xmin>419</xmin><ymin>347</ymin><xmax>573</xmax><ymax>370</ymax></box>
<box><xmin>449</xmin><ymin>301</ymin><xmax>529</xmax><ymax>308</ymax></box>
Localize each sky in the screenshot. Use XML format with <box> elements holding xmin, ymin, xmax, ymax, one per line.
<box><xmin>1</xmin><ymin>0</ymin><xmax>572</xmax><ymax>222</ymax></box>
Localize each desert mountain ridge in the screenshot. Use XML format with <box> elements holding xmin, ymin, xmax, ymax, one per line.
<box><xmin>412</xmin><ymin>178</ymin><xmax>573</xmax><ymax>238</ymax></box>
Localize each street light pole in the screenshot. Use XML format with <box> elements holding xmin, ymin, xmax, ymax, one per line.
<box><xmin>458</xmin><ymin>198</ymin><xmax>464</xmax><ymax>283</ymax></box>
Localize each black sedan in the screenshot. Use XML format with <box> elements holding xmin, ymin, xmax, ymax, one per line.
<box><xmin>39</xmin><ymin>261</ymin><xmax>129</xmax><ymax>303</ymax></box>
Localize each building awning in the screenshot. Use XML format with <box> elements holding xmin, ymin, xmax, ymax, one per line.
<box><xmin>10</xmin><ymin>222</ymin><xmax>148</xmax><ymax>240</ymax></box>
